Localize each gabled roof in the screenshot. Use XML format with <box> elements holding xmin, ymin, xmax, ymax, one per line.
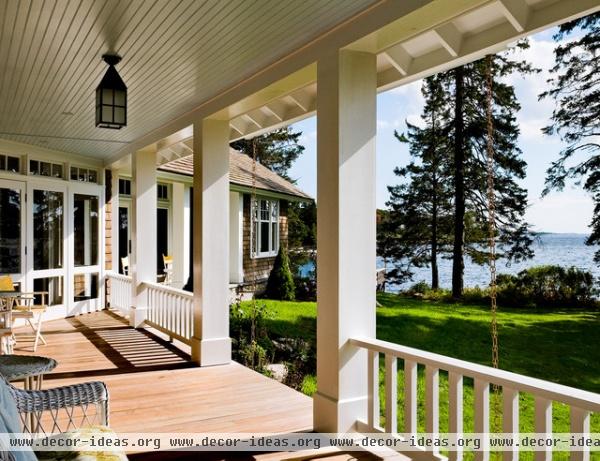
<box><xmin>159</xmin><ymin>149</ymin><xmax>312</xmax><ymax>201</ymax></box>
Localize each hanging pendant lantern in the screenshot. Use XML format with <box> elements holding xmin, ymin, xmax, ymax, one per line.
<box><xmin>96</xmin><ymin>54</ymin><xmax>127</xmax><ymax>129</ymax></box>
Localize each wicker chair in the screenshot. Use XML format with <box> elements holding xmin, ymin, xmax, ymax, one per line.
<box><xmin>0</xmin><ymin>375</ymin><xmax>126</xmax><ymax>461</ymax></box>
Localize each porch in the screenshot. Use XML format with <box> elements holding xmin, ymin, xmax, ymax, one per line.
<box><xmin>12</xmin><ymin>310</ymin><xmax>313</xmax><ymax>436</ymax></box>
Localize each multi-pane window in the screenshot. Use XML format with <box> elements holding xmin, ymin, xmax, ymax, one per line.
<box><xmin>29</xmin><ymin>160</ymin><xmax>64</xmax><ymax>179</ymax></box>
<box><xmin>157</xmin><ymin>183</ymin><xmax>169</xmax><ymax>201</ymax></box>
<box><xmin>0</xmin><ymin>154</ymin><xmax>20</xmax><ymax>173</ymax></box>
<box><xmin>252</xmin><ymin>198</ymin><xmax>279</xmax><ymax>258</ymax></box>
<box><xmin>119</xmin><ymin>178</ymin><xmax>131</xmax><ymax>196</ymax></box>
<box><xmin>70</xmin><ymin>166</ymin><xmax>98</xmax><ymax>183</ymax></box>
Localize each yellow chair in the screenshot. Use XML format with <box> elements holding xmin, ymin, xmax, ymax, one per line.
<box><xmin>0</xmin><ymin>275</ymin><xmax>48</xmax><ymax>352</ymax></box>
<box><xmin>121</xmin><ymin>256</ymin><xmax>129</xmax><ymax>275</ymax></box>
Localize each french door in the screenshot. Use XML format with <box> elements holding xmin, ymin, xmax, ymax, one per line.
<box><xmin>26</xmin><ymin>181</ymin><xmax>68</xmax><ymax>312</ymax></box>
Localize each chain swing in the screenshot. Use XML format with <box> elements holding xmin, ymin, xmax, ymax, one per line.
<box><xmin>485</xmin><ymin>54</ymin><xmax>502</xmax><ymax>435</ymax></box>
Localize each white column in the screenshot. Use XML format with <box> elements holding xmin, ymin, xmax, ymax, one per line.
<box><xmin>183</xmin><ymin>185</ymin><xmax>191</xmax><ymax>286</ymax></box>
<box><xmin>171</xmin><ymin>182</ymin><xmax>186</xmax><ymax>288</ymax></box>
<box><xmin>191</xmin><ymin>118</ymin><xmax>232</xmax><ymax>366</ymax></box>
<box><xmin>110</xmin><ymin>171</ymin><xmax>120</xmax><ymax>273</ymax></box>
<box><xmin>229</xmin><ymin>191</ymin><xmax>244</xmax><ymax>284</ymax></box>
<box><xmin>130</xmin><ymin>148</ymin><xmax>157</xmax><ymax>327</ymax></box>
<box><xmin>313</xmin><ymin>49</ymin><xmax>377</xmax><ymax>433</ymax></box>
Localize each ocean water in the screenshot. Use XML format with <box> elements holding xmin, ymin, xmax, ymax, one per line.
<box><xmin>299</xmin><ymin>233</ymin><xmax>600</xmax><ymax>291</ymax></box>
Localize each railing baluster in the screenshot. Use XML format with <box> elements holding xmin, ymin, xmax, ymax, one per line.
<box><xmin>368</xmin><ymin>350</ymin><xmax>380</xmax><ymax>430</ymax></box>
<box><xmin>570</xmin><ymin>406</ymin><xmax>590</xmax><ymax>461</ymax></box>
<box><xmin>385</xmin><ymin>354</ymin><xmax>397</xmax><ymax>433</ymax></box>
<box><xmin>404</xmin><ymin>359</ymin><xmax>418</xmax><ymax>435</ymax></box>
<box><xmin>503</xmin><ymin>387</ymin><xmax>519</xmax><ymax>461</ymax></box>
<box><xmin>474</xmin><ymin>379</ymin><xmax>490</xmax><ymax>461</ymax></box>
<box><xmin>449</xmin><ymin>371</ymin><xmax>463</xmax><ymax>461</ymax></box>
<box><xmin>534</xmin><ymin>397</ymin><xmax>552</xmax><ymax>461</ymax></box>
<box><xmin>426</xmin><ymin>366</ymin><xmax>440</xmax><ymax>454</ymax></box>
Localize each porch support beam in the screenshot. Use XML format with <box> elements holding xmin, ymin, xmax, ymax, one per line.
<box><xmin>130</xmin><ymin>148</ymin><xmax>157</xmax><ymax>327</ymax></box>
<box><xmin>171</xmin><ymin>182</ymin><xmax>186</xmax><ymax>288</ymax></box>
<box><xmin>314</xmin><ymin>49</ymin><xmax>377</xmax><ymax>433</ymax></box>
<box><xmin>192</xmin><ymin>118</ymin><xmax>232</xmax><ymax>367</ymax></box>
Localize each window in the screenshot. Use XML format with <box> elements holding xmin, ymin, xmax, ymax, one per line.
<box><xmin>0</xmin><ymin>154</ymin><xmax>20</xmax><ymax>173</ymax></box>
<box><xmin>119</xmin><ymin>178</ymin><xmax>131</xmax><ymax>196</ymax></box>
<box><xmin>252</xmin><ymin>198</ymin><xmax>279</xmax><ymax>258</ymax></box>
<box><xmin>157</xmin><ymin>183</ymin><xmax>169</xmax><ymax>200</ymax></box>
<box><xmin>29</xmin><ymin>160</ymin><xmax>64</xmax><ymax>179</ymax></box>
<box><xmin>70</xmin><ymin>166</ymin><xmax>98</xmax><ymax>183</ymax></box>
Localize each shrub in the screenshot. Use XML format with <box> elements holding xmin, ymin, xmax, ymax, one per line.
<box><xmin>230</xmin><ymin>300</ymin><xmax>275</xmax><ymax>373</ymax></box>
<box><xmin>264</xmin><ymin>247</ymin><xmax>296</xmax><ymax>300</ymax></box>
<box><xmin>497</xmin><ymin>265</ymin><xmax>598</xmax><ymax>308</ymax></box>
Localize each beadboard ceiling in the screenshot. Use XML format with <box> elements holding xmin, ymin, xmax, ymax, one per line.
<box><xmin>0</xmin><ymin>0</ymin><xmax>375</xmax><ymax>159</ymax></box>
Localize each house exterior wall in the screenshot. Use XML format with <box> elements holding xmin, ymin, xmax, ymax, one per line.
<box><xmin>242</xmin><ymin>195</ymin><xmax>288</xmax><ymax>285</ymax></box>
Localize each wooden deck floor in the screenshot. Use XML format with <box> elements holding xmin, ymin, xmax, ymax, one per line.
<box><xmin>12</xmin><ymin>310</ymin><xmax>313</xmax><ymax>435</ymax></box>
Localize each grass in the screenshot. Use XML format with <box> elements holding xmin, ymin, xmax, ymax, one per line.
<box><xmin>241</xmin><ymin>294</ymin><xmax>600</xmax><ymax>460</ymax></box>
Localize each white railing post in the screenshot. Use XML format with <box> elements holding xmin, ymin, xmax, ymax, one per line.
<box><xmin>474</xmin><ymin>379</ymin><xmax>490</xmax><ymax>461</ymax></box>
<box><xmin>570</xmin><ymin>407</ymin><xmax>590</xmax><ymax>461</ymax></box>
<box><xmin>368</xmin><ymin>350</ymin><xmax>380</xmax><ymax>430</ymax></box>
<box><xmin>385</xmin><ymin>354</ymin><xmax>397</xmax><ymax>433</ymax></box>
<box><xmin>404</xmin><ymin>359</ymin><xmax>418</xmax><ymax>436</ymax></box>
<box><xmin>425</xmin><ymin>366</ymin><xmax>440</xmax><ymax>455</ymax></box>
<box><xmin>534</xmin><ymin>397</ymin><xmax>552</xmax><ymax>461</ymax></box>
<box><xmin>448</xmin><ymin>371</ymin><xmax>464</xmax><ymax>461</ymax></box>
<box><xmin>503</xmin><ymin>387</ymin><xmax>519</xmax><ymax>461</ymax></box>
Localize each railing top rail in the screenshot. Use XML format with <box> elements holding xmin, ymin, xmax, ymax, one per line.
<box><xmin>350</xmin><ymin>336</ymin><xmax>600</xmax><ymax>412</ymax></box>
<box><xmin>105</xmin><ymin>271</ymin><xmax>132</xmax><ymax>282</ymax></box>
<box><xmin>142</xmin><ymin>281</ymin><xmax>193</xmax><ymax>299</ymax></box>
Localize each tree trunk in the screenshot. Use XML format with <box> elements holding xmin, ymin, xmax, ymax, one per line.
<box><xmin>452</xmin><ymin>66</ymin><xmax>465</xmax><ymax>299</ymax></box>
<box><xmin>431</xmin><ymin>197</ymin><xmax>439</xmax><ymax>290</ymax></box>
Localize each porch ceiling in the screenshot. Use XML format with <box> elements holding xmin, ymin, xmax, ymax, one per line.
<box><xmin>0</xmin><ymin>0</ymin><xmax>598</xmax><ymax>167</ymax></box>
<box><xmin>0</xmin><ymin>0</ymin><xmax>375</xmax><ymax>158</ymax></box>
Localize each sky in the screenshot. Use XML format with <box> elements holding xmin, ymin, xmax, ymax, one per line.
<box><xmin>288</xmin><ymin>28</ymin><xmax>594</xmax><ymax>234</ymax></box>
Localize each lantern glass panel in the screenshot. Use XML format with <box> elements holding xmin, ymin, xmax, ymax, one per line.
<box><xmin>114</xmin><ymin>91</ymin><xmax>125</xmax><ymax>106</ymax></box>
<box><xmin>102</xmin><ymin>106</ymin><xmax>113</xmax><ymax>122</ymax></box>
<box><xmin>114</xmin><ymin>107</ymin><xmax>125</xmax><ymax>124</ymax></box>
<box><xmin>102</xmin><ymin>88</ymin><xmax>113</xmax><ymax>103</ymax></box>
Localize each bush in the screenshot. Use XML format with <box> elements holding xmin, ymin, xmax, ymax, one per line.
<box><xmin>497</xmin><ymin>265</ymin><xmax>598</xmax><ymax>308</ymax></box>
<box><xmin>230</xmin><ymin>300</ymin><xmax>275</xmax><ymax>373</ymax></box>
<box><xmin>264</xmin><ymin>247</ymin><xmax>296</xmax><ymax>300</ymax></box>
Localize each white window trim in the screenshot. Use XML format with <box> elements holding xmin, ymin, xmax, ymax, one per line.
<box><xmin>251</xmin><ymin>197</ymin><xmax>279</xmax><ymax>259</ymax></box>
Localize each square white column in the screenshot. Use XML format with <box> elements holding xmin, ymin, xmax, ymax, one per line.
<box><xmin>171</xmin><ymin>182</ymin><xmax>186</xmax><ymax>288</ymax></box>
<box><xmin>192</xmin><ymin>118</ymin><xmax>232</xmax><ymax>366</ymax></box>
<box><xmin>314</xmin><ymin>49</ymin><xmax>377</xmax><ymax>433</ymax></box>
<box><xmin>229</xmin><ymin>191</ymin><xmax>244</xmax><ymax>285</ymax></box>
<box><xmin>130</xmin><ymin>148</ymin><xmax>157</xmax><ymax>327</ymax></box>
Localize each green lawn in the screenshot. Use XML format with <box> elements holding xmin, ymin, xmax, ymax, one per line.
<box><xmin>241</xmin><ymin>294</ymin><xmax>600</xmax><ymax>459</ymax></box>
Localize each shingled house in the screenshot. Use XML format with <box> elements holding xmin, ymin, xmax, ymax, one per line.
<box><xmin>112</xmin><ymin>149</ymin><xmax>311</xmax><ymax>294</ymax></box>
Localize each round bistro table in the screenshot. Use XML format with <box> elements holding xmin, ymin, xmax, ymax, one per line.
<box><xmin>0</xmin><ymin>354</ymin><xmax>57</xmax><ymax>390</ymax></box>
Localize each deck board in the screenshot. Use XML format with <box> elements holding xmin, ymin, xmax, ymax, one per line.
<box><xmin>12</xmin><ymin>310</ymin><xmax>313</xmax><ymax>436</ymax></box>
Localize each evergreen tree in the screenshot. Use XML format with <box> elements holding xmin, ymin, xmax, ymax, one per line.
<box><xmin>440</xmin><ymin>46</ymin><xmax>536</xmax><ymax>297</ymax></box>
<box><xmin>384</xmin><ymin>76</ymin><xmax>454</xmax><ymax>289</ymax></box>
<box><xmin>230</xmin><ymin>127</ymin><xmax>305</xmax><ymax>180</ymax></box>
<box><xmin>541</xmin><ymin>13</ymin><xmax>600</xmax><ymax>262</ymax></box>
<box><xmin>264</xmin><ymin>246</ymin><xmax>296</xmax><ymax>300</ymax></box>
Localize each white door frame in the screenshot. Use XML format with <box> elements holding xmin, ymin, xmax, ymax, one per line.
<box><xmin>0</xmin><ymin>178</ymin><xmax>26</xmax><ymax>288</ymax></box>
<box><xmin>68</xmin><ymin>181</ymin><xmax>104</xmax><ymax>315</ymax></box>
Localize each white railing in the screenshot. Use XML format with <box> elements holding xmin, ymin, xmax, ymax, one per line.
<box><xmin>143</xmin><ymin>281</ymin><xmax>194</xmax><ymax>346</ymax></box>
<box><xmin>106</xmin><ymin>271</ymin><xmax>132</xmax><ymax>315</ymax></box>
<box><xmin>351</xmin><ymin>336</ymin><xmax>600</xmax><ymax>461</ymax></box>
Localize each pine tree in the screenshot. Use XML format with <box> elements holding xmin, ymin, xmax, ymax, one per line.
<box><xmin>440</xmin><ymin>46</ymin><xmax>536</xmax><ymax>297</ymax></box>
<box><xmin>230</xmin><ymin>127</ymin><xmax>305</xmax><ymax>180</ymax></box>
<box><xmin>264</xmin><ymin>246</ymin><xmax>296</xmax><ymax>300</ymax></box>
<box><xmin>541</xmin><ymin>13</ymin><xmax>600</xmax><ymax>262</ymax></box>
<box><xmin>384</xmin><ymin>76</ymin><xmax>454</xmax><ymax>289</ymax></box>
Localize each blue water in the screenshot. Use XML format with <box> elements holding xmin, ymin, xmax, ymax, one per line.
<box><xmin>299</xmin><ymin>233</ymin><xmax>599</xmax><ymax>291</ymax></box>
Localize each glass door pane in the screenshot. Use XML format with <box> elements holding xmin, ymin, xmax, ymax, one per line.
<box><xmin>118</xmin><ymin>206</ymin><xmax>129</xmax><ymax>274</ymax></box>
<box><xmin>73</xmin><ymin>194</ymin><xmax>99</xmax><ymax>266</ymax></box>
<box><xmin>33</xmin><ymin>190</ymin><xmax>63</xmax><ymax>270</ymax></box>
<box><xmin>0</xmin><ymin>181</ymin><xmax>23</xmax><ymax>279</ymax></box>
